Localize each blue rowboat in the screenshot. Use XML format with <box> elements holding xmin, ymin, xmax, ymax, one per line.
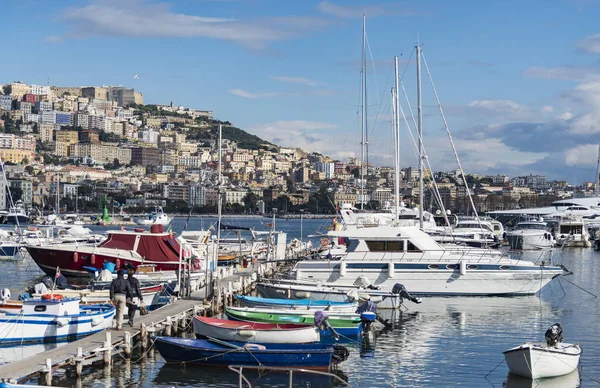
<box><xmin>154</xmin><ymin>337</ymin><xmax>335</xmax><ymax>370</ymax></box>
<box><xmin>235</xmin><ymin>295</ymin><xmax>357</xmax><ymax>312</ymax></box>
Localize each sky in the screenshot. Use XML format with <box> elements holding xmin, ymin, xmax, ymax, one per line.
<box><xmin>3</xmin><ymin>0</ymin><xmax>600</xmax><ymax>183</ymax></box>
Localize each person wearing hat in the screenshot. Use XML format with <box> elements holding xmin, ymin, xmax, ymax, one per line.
<box><xmin>109</xmin><ymin>269</ymin><xmax>133</xmax><ymax>330</ymax></box>
<box><xmin>126</xmin><ymin>265</ymin><xmax>143</xmax><ymax>327</ymax></box>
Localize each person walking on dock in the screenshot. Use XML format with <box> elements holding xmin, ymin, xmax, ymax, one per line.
<box><xmin>109</xmin><ymin>269</ymin><xmax>133</xmax><ymax>330</ymax></box>
<box><xmin>126</xmin><ymin>265</ymin><xmax>143</xmax><ymax>327</ymax></box>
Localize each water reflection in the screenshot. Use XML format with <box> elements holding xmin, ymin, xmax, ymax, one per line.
<box><xmin>504</xmin><ymin>369</ymin><xmax>581</xmax><ymax>388</ymax></box>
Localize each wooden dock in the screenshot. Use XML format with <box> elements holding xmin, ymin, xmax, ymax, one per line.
<box><xmin>0</xmin><ymin>298</ymin><xmax>208</xmax><ymax>384</ymax></box>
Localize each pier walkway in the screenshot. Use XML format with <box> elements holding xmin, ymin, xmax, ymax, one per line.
<box><xmin>0</xmin><ymin>298</ymin><xmax>207</xmax><ymax>383</ymax></box>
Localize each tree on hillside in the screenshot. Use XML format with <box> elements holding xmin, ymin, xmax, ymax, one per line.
<box><xmin>243</xmin><ymin>192</ymin><xmax>259</xmax><ymax>213</ymax></box>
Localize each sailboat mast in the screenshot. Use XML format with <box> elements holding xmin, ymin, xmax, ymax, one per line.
<box><xmin>394</xmin><ymin>56</ymin><xmax>400</xmax><ymax>221</ymax></box>
<box><xmin>416</xmin><ymin>44</ymin><xmax>424</xmax><ymax>229</ymax></box>
<box><xmin>360</xmin><ymin>13</ymin><xmax>366</xmax><ymax>210</ymax></box>
<box><xmin>596</xmin><ymin>143</ymin><xmax>600</xmax><ymax>197</ymax></box>
<box><xmin>56</xmin><ymin>174</ymin><xmax>60</xmax><ymax>217</ymax></box>
<box><xmin>217</xmin><ymin>124</ymin><xmax>223</xmax><ymax>239</ymax></box>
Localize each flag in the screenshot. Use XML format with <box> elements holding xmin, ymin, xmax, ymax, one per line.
<box><xmin>121</xmin><ymin>226</ymin><xmax>125</xmax><ymax>231</ymax></box>
<box><xmin>167</xmin><ymin>225</ymin><xmax>172</xmax><ymax>233</ymax></box>
<box><xmin>55</xmin><ymin>267</ymin><xmax>61</xmax><ymax>279</ymax></box>
<box><xmin>14</xmin><ymin>225</ymin><xmax>18</xmax><ymax>233</ymax></box>
<box><xmin>209</xmin><ymin>225</ymin><xmax>215</xmax><ymax>231</ymax></box>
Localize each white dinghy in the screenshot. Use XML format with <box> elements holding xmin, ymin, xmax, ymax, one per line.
<box><xmin>504</xmin><ymin>323</ymin><xmax>581</xmax><ymax>379</ymax></box>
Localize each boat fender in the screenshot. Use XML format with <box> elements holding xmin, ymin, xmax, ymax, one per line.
<box><xmin>459</xmin><ymin>261</ymin><xmax>467</xmax><ymax>276</ymax></box>
<box><xmin>339</xmin><ymin>262</ymin><xmax>346</xmax><ymax>277</ymax></box>
<box><xmin>55</xmin><ymin>317</ymin><xmax>69</xmax><ymax>327</ymax></box>
<box><xmin>42</xmin><ymin>294</ymin><xmax>63</xmax><ymax>300</ymax></box>
<box><xmin>243</xmin><ymin>344</ymin><xmax>266</xmax><ymax>351</ymax></box>
<box><xmin>388</xmin><ymin>262</ymin><xmax>394</xmax><ymax>278</ymax></box>
<box><xmin>238</xmin><ymin>330</ymin><xmax>257</xmax><ymax>337</ymax></box>
<box><xmin>295</xmin><ymin>292</ymin><xmax>311</xmax><ymax>299</ymax></box>
<box><xmin>91</xmin><ymin>316</ymin><xmax>104</xmax><ymax>327</ymax></box>
<box><xmin>73</xmin><ymin>252</ymin><xmax>79</xmax><ymax>263</ymax></box>
<box><xmin>90</xmin><ymin>254</ymin><xmax>96</xmax><ymax>266</ymax></box>
<box><xmin>115</xmin><ymin>259</ymin><xmax>121</xmax><ymax>269</ymax></box>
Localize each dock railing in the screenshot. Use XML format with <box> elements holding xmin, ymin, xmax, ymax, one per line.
<box><xmin>227</xmin><ymin>365</ymin><xmax>352</xmax><ymax>387</ymax></box>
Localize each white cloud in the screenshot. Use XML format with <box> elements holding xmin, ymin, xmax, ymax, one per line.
<box><xmin>522</xmin><ymin>65</ymin><xmax>600</xmax><ymax>81</ymax></box>
<box><xmin>559</xmin><ymin>111</ymin><xmax>573</xmax><ymax>120</ymax></box>
<box><xmin>316</xmin><ymin>1</ymin><xmax>416</xmax><ymax>18</ymax></box>
<box><xmin>57</xmin><ymin>0</ymin><xmax>329</xmax><ymax>49</ymax></box>
<box><xmin>270</xmin><ymin>76</ymin><xmax>317</xmax><ymax>87</ymax></box>
<box><xmin>541</xmin><ymin>106</ymin><xmax>554</xmax><ymax>113</ymax></box>
<box><xmin>228</xmin><ymin>89</ymin><xmax>281</xmax><ymax>98</ymax></box>
<box><xmin>564</xmin><ymin>144</ymin><xmax>598</xmax><ymax>166</ymax></box>
<box><xmin>575</xmin><ymin>33</ymin><xmax>600</xmax><ymax>54</ymax></box>
<box><xmin>44</xmin><ymin>35</ymin><xmax>62</xmax><ymax>43</ymax></box>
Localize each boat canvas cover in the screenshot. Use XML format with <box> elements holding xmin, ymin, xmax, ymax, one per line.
<box><xmin>99</xmin><ymin>233</ymin><xmax>181</xmax><ymax>263</ymax></box>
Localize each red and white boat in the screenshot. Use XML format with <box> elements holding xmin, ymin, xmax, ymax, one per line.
<box><xmin>26</xmin><ymin>225</ymin><xmax>206</xmax><ymax>277</ymax></box>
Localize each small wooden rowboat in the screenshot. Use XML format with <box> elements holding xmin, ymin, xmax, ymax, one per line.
<box><xmin>234</xmin><ymin>295</ymin><xmax>357</xmax><ymax>312</ymax></box>
<box><xmin>225</xmin><ymin>306</ymin><xmax>362</xmax><ymax>337</ymax></box>
<box><xmin>154</xmin><ymin>337</ymin><xmax>336</xmax><ymax>370</ymax></box>
<box><xmin>193</xmin><ymin>316</ymin><xmax>320</xmax><ymax>344</ymax></box>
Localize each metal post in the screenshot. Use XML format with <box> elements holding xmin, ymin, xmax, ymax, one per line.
<box><xmin>141</xmin><ymin>323</ymin><xmax>148</xmax><ymax>351</ymax></box>
<box><xmin>103</xmin><ymin>331</ymin><xmax>112</xmax><ymax>365</ymax></box>
<box><xmin>45</xmin><ymin>358</ymin><xmax>52</xmax><ymax>386</ymax></box>
<box><xmin>76</xmin><ymin>347</ymin><xmax>83</xmax><ymax>376</ymax></box>
<box><xmin>289</xmin><ymin>369</ymin><xmax>293</xmax><ymax>387</ymax></box>
<box><xmin>165</xmin><ymin>316</ymin><xmax>172</xmax><ymax>336</ymax></box>
<box><xmin>173</xmin><ymin>316</ymin><xmax>179</xmax><ymax>336</ymax></box>
<box><xmin>416</xmin><ymin>44</ymin><xmax>424</xmax><ymax>229</ymax></box>
<box><xmin>124</xmin><ymin>331</ymin><xmax>132</xmax><ymax>358</ymax></box>
<box><xmin>360</xmin><ymin>13</ymin><xmax>367</xmax><ymax>210</ymax></box>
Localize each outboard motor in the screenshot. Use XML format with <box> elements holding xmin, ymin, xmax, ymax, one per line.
<box><xmin>392</xmin><ymin>283</ymin><xmax>422</xmax><ymax>304</ymax></box>
<box><xmin>545</xmin><ymin>323</ymin><xmax>564</xmax><ymax>347</ymax></box>
<box><xmin>314</xmin><ymin>311</ymin><xmax>339</xmax><ymax>340</ymax></box>
<box><xmin>356</xmin><ymin>299</ymin><xmax>377</xmax><ymax>333</ymax></box>
<box><xmin>353</xmin><ymin>275</ymin><xmax>381</xmax><ymax>290</ymax></box>
<box><xmin>332</xmin><ymin>344</ymin><xmax>350</xmax><ymax>365</ymax></box>
<box><xmin>0</xmin><ymin>288</ymin><xmax>10</xmax><ymax>303</ymax></box>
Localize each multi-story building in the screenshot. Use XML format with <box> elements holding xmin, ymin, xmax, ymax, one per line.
<box><xmin>22</xmin><ymin>94</ymin><xmax>37</xmax><ymax>103</ymax></box>
<box><xmin>74</xmin><ymin>113</ymin><xmax>89</xmax><ymax>129</ymax></box>
<box><xmin>40</xmin><ymin>110</ymin><xmax>56</xmax><ymax>124</ymax></box>
<box><xmin>23</xmin><ymin>113</ymin><xmax>39</xmax><ymax>123</ymax></box>
<box><xmin>0</xmin><ymin>95</ymin><xmax>12</xmax><ymax>111</ymax></box>
<box><xmin>39</xmin><ymin>123</ymin><xmax>55</xmax><ymax>142</ymax></box>
<box><xmin>131</xmin><ymin>147</ymin><xmax>160</xmax><ymax>167</ymax></box>
<box><xmin>30</xmin><ymin>85</ymin><xmax>51</xmax><ymax>95</ymax></box>
<box><xmin>163</xmin><ymin>183</ymin><xmax>189</xmax><ymax>202</ymax></box>
<box><xmin>53</xmin><ymin>141</ymin><xmax>71</xmax><ymax>157</ymax></box>
<box><xmin>9</xmin><ymin>83</ymin><xmax>30</xmax><ymax>99</ymax></box>
<box><xmin>88</xmin><ymin>114</ymin><xmax>105</xmax><ymax>130</ymax></box>
<box><xmin>68</xmin><ymin>143</ymin><xmax>131</xmax><ymax>164</ymax></box>
<box><xmin>81</xmin><ymin>87</ymin><xmax>108</xmax><ymax>100</ymax></box>
<box><xmin>0</xmin><ymin>149</ymin><xmax>33</xmax><ymax>164</ymax></box>
<box><xmin>316</xmin><ymin>162</ymin><xmax>335</xmax><ymax>179</ymax></box>
<box><xmin>55</xmin><ymin>130</ymin><xmax>79</xmax><ymax>144</ymax></box>
<box><xmin>79</xmin><ymin>130</ymin><xmax>100</xmax><ymax>144</ymax></box>
<box><xmin>178</xmin><ymin>155</ymin><xmax>202</xmax><ymax>168</ymax></box>
<box><xmin>140</xmin><ymin>129</ymin><xmax>159</xmax><ymax>144</ymax></box>
<box><xmin>108</xmin><ymin>87</ymin><xmax>135</xmax><ymax>107</ymax></box>
<box><xmin>188</xmin><ymin>184</ymin><xmax>207</xmax><ymax>207</ymax></box>
<box><xmin>7</xmin><ymin>179</ymin><xmax>32</xmax><ymax>209</ymax></box>
<box><xmin>16</xmin><ymin>101</ymin><xmax>32</xmax><ymax>113</ymax></box>
<box><xmin>55</xmin><ymin>111</ymin><xmax>73</xmax><ymax>126</ymax></box>
<box><xmin>36</xmin><ymin>100</ymin><xmax>53</xmax><ymax>112</ymax></box>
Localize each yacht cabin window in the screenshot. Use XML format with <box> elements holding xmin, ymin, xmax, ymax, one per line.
<box><xmin>365</xmin><ymin>240</ymin><xmax>422</xmax><ymax>252</ymax></box>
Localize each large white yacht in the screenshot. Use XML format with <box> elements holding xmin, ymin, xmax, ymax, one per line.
<box><xmin>292</xmin><ymin>225</ymin><xmax>564</xmax><ymax>296</ymax></box>
<box><xmin>505</xmin><ymin>219</ymin><xmax>556</xmax><ymax>250</ymax></box>
<box><xmin>134</xmin><ymin>206</ymin><xmax>172</xmax><ymax>226</ymax></box>
<box><xmin>432</xmin><ymin>219</ymin><xmax>503</xmax><ymax>248</ymax></box>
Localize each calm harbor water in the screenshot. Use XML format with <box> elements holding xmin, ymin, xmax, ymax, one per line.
<box><xmin>1</xmin><ymin>217</ymin><xmax>599</xmax><ymax>387</ymax></box>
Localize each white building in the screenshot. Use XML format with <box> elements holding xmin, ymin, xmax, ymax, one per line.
<box><xmin>30</xmin><ymin>85</ymin><xmax>51</xmax><ymax>96</ymax></box>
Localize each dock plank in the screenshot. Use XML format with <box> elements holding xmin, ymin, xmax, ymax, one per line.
<box><xmin>0</xmin><ymin>298</ymin><xmax>204</xmax><ymax>382</ymax></box>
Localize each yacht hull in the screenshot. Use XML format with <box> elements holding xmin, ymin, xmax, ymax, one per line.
<box><xmin>505</xmin><ymin>233</ymin><xmax>554</xmax><ymax>250</ymax></box>
<box><xmin>293</xmin><ymin>261</ymin><xmax>562</xmax><ymax>296</ymax></box>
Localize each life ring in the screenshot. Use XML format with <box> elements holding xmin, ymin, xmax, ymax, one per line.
<box><xmin>42</xmin><ymin>294</ymin><xmax>63</xmax><ymax>300</ymax></box>
<box><xmin>320</xmin><ymin>238</ymin><xmax>330</xmax><ymax>247</ymax></box>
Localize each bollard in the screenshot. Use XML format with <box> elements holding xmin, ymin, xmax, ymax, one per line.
<box><xmin>44</xmin><ymin>358</ymin><xmax>52</xmax><ymax>386</ymax></box>
<box><xmin>141</xmin><ymin>323</ymin><xmax>148</xmax><ymax>351</ymax></box>
<box><xmin>124</xmin><ymin>331</ymin><xmax>132</xmax><ymax>358</ymax></box>
<box><xmin>104</xmin><ymin>331</ymin><xmax>112</xmax><ymax>365</ymax></box>
<box><xmin>172</xmin><ymin>316</ymin><xmax>179</xmax><ymax>336</ymax></box>
<box><xmin>76</xmin><ymin>347</ymin><xmax>83</xmax><ymax>377</ymax></box>
<box><xmin>164</xmin><ymin>316</ymin><xmax>172</xmax><ymax>337</ymax></box>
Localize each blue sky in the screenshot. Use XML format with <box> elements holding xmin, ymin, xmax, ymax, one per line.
<box><xmin>3</xmin><ymin>0</ymin><xmax>600</xmax><ymax>183</ymax></box>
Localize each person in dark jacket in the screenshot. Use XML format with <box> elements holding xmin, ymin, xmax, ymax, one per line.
<box><xmin>126</xmin><ymin>266</ymin><xmax>144</xmax><ymax>327</ymax></box>
<box><xmin>109</xmin><ymin>269</ymin><xmax>133</xmax><ymax>330</ymax></box>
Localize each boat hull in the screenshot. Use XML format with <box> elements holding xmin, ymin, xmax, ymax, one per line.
<box><xmin>293</xmin><ymin>261</ymin><xmax>563</xmax><ymax>296</ymax></box>
<box><xmin>503</xmin><ymin>343</ymin><xmax>581</xmax><ymax>379</ymax></box>
<box><xmin>193</xmin><ymin>316</ymin><xmax>320</xmax><ymax>344</ymax></box>
<box><xmin>505</xmin><ymin>233</ymin><xmax>554</xmax><ymax>250</ymax></box>
<box><xmin>26</xmin><ymin>245</ymin><xmax>181</xmax><ymax>277</ymax></box>
<box><xmin>235</xmin><ymin>295</ymin><xmax>357</xmax><ymax>312</ymax></box>
<box><xmin>0</xmin><ymin>304</ymin><xmax>115</xmax><ymax>345</ymax></box>
<box><xmin>154</xmin><ymin>337</ymin><xmax>333</xmax><ymax>370</ymax></box>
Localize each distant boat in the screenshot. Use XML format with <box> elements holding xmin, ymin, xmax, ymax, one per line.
<box><xmin>235</xmin><ymin>294</ymin><xmax>357</xmax><ymax>312</ymax></box>
<box><xmin>505</xmin><ymin>219</ymin><xmax>556</xmax><ymax>250</ymax></box>
<box><xmin>134</xmin><ymin>206</ymin><xmax>172</xmax><ymax>226</ymax></box>
<box><xmin>2</xmin><ymin>200</ymin><xmax>29</xmax><ymax>225</ymax></box>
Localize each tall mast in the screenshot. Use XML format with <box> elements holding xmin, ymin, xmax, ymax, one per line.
<box><xmin>217</xmin><ymin>124</ymin><xmax>223</xmax><ymax>238</ymax></box>
<box><xmin>596</xmin><ymin>143</ymin><xmax>600</xmax><ymax>197</ymax></box>
<box><xmin>416</xmin><ymin>44</ymin><xmax>424</xmax><ymax>229</ymax></box>
<box><xmin>360</xmin><ymin>13</ymin><xmax>366</xmax><ymax>210</ymax></box>
<box><xmin>393</xmin><ymin>56</ymin><xmax>400</xmax><ymax>221</ymax></box>
<box><xmin>56</xmin><ymin>174</ymin><xmax>60</xmax><ymax>217</ymax></box>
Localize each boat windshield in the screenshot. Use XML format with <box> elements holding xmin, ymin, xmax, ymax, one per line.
<box><xmin>455</xmin><ymin>222</ymin><xmax>493</xmax><ymax>232</ymax></box>
<box><xmin>516</xmin><ymin>223</ymin><xmax>546</xmax><ymax>230</ymax></box>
